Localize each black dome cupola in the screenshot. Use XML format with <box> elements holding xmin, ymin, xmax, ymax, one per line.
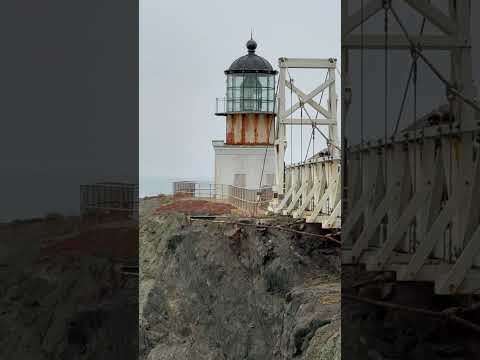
<box><xmin>216</xmin><ymin>38</ymin><xmax>277</xmax><ymax>115</ymax></box>
<box><xmin>225</xmin><ymin>38</ymin><xmax>277</xmax><ymax>75</ymax></box>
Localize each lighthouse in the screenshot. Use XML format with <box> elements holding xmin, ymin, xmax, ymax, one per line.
<box><xmin>213</xmin><ymin>38</ymin><xmax>277</xmax><ymax>189</ymax></box>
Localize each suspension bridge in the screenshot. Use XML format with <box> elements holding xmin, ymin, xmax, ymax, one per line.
<box><xmin>270</xmin><ymin>58</ymin><xmax>341</xmax><ymax>228</ymax></box>
<box><xmin>341</xmin><ymin>0</ymin><xmax>480</xmax><ymax>294</ymax></box>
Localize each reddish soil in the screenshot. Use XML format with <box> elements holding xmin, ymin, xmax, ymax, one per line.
<box><xmin>39</xmin><ymin>198</ymin><xmax>233</xmax><ymax>258</ymax></box>
<box><xmin>155</xmin><ymin>199</ymin><xmax>235</xmax><ymax>216</ymax></box>
<box><xmin>41</xmin><ymin>226</ymin><xmax>138</xmax><ymax>259</ymax></box>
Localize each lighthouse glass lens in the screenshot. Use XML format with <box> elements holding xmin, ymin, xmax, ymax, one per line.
<box><xmin>226</xmin><ymin>73</ymin><xmax>275</xmax><ymax>113</ymax></box>
<box><xmin>234</xmin><ymin>75</ymin><xmax>243</xmax><ymax>87</ymax></box>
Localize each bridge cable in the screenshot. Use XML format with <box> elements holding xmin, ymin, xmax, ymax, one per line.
<box><xmin>384</xmin><ymin>1</ymin><xmax>389</xmax><ymax>189</ymax></box>
<box><xmin>312</xmin><ymin>125</ymin><xmax>315</xmax><ymax>161</ymax></box>
<box><xmin>300</xmin><ymin>103</ymin><xmax>303</xmax><ymax>198</ymax></box>
<box><xmin>447</xmin><ymin>84</ymin><xmax>454</xmax><ymax>261</ymax></box>
<box><xmin>301</xmin><ymin>99</ymin><xmax>303</xmax><ymax>164</ymax></box>
<box><xmin>360</xmin><ymin>0</ymin><xmax>365</xmax><ymax>171</ymax></box>
<box><xmin>302</xmin><ymin>107</ymin><xmax>341</xmax><ymax>151</ymax></box>
<box><xmin>380</xmin><ymin>1</ymin><xmax>390</xmax><ymax>243</ymax></box>
<box><xmin>392</xmin><ymin>17</ymin><xmax>425</xmax><ymax>137</ymax></box>
<box><xmin>289</xmin><ymin>73</ymin><xmax>293</xmax><ymax>165</ymax></box>
<box><xmin>303</xmin><ymin>71</ymin><xmax>329</xmax><ymax>164</ymax></box>
<box><xmin>389</xmin><ymin>5</ymin><xmax>480</xmax><ymax>114</ymax></box>
<box><xmin>411</xmin><ymin>45</ymin><xmax>418</xmax><ymax>252</ymax></box>
<box><xmin>254</xmin><ymin>73</ymin><xmax>281</xmax><ymax>216</ymax></box>
<box><xmin>303</xmin><ymin>128</ymin><xmax>314</xmax><ymax>164</ymax></box>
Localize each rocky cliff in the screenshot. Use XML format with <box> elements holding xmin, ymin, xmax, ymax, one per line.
<box><xmin>140</xmin><ymin>197</ymin><xmax>340</xmax><ymax>360</ymax></box>
<box><xmin>0</xmin><ymin>216</ymin><xmax>138</xmax><ymax>359</ymax></box>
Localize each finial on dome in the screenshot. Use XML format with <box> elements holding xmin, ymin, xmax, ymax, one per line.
<box><xmin>246</xmin><ymin>35</ymin><xmax>257</xmax><ymax>53</ymax></box>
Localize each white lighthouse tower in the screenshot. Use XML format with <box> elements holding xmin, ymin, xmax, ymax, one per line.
<box><xmin>213</xmin><ymin>38</ymin><xmax>277</xmax><ymax>189</ymax></box>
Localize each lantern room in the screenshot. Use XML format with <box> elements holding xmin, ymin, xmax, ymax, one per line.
<box><xmin>217</xmin><ymin>38</ymin><xmax>277</xmax><ymax>114</ymax></box>
<box><xmin>215</xmin><ymin>38</ymin><xmax>277</xmax><ymax>145</ymax></box>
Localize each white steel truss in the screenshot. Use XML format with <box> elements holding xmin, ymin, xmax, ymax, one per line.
<box><xmin>342</xmin><ymin>0</ymin><xmax>480</xmax><ymax>294</ymax></box>
<box><xmin>271</xmin><ymin>58</ymin><xmax>340</xmax><ymax>227</ymax></box>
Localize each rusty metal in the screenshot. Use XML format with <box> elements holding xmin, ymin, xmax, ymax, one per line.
<box><xmin>225</xmin><ymin>113</ymin><xmax>274</xmax><ymax>145</ymax></box>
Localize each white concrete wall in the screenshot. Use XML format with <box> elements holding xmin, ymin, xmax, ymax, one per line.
<box><xmin>212</xmin><ymin>140</ymin><xmax>275</xmax><ymax>189</ymax></box>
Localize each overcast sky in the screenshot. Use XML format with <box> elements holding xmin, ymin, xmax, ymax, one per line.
<box><xmin>140</xmin><ymin>0</ymin><xmax>341</xmax><ymax>185</ymax></box>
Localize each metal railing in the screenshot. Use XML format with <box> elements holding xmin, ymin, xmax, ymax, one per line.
<box><xmin>172</xmin><ymin>182</ymin><xmax>273</xmax><ymax>216</ymax></box>
<box><xmin>80</xmin><ymin>182</ymin><xmax>139</xmax><ymax>217</ymax></box>
<box><xmin>215</xmin><ymin>97</ymin><xmax>275</xmax><ymax>114</ymax></box>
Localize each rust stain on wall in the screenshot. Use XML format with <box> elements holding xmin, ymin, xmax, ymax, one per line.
<box><xmin>254</xmin><ymin>114</ymin><xmax>259</xmax><ymax>143</ymax></box>
<box><xmin>241</xmin><ymin>115</ymin><xmax>247</xmax><ymax>144</ymax></box>
<box><xmin>225</xmin><ymin>113</ymin><xmax>275</xmax><ymax>145</ymax></box>
<box><xmin>226</xmin><ymin>122</ymin><xmax>234</xmax><ymax>144</ymax></box>
<box><xmin>266</xmin><ymin>117</ymin><xmax>273</xmax><ymax>143</ymax></box>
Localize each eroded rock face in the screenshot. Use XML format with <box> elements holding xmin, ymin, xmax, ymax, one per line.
<box><xmin>140</xmin><ymin>198</ymin><xmax>340</xmax><ymax>360</ymax></box>
<box><xmin>0</xmin><ymin>218</ymin><xmax>138</xmax><ymax>360</ymax></box>
<box><xmin>0</xmin><ymin>253</ymin><xmax>138</xmax><ymax>359</ymax></box>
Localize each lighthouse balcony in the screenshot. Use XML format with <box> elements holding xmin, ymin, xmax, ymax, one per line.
<box><xmin>215</xmin><ymin>97</ymin><xmax>275</xmax><ymax>116</ymax></box>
